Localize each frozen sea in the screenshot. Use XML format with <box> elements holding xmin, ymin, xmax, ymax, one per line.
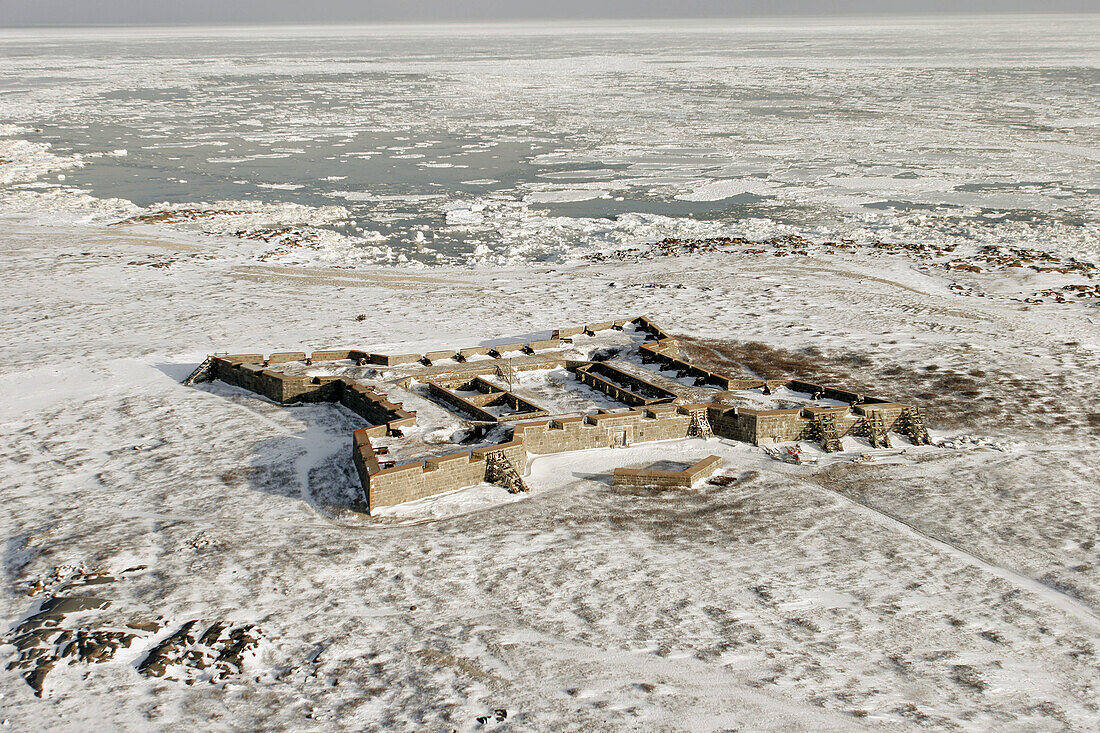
<box><xmin>1</xmin><ymin>14</ymin><xmax>1098</xmax><ymax>265</ymax></box>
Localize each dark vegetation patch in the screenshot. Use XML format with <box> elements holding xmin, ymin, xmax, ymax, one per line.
<box><xmin>588</xmin><ymin>235</ymin><xmax>1099</xmax><ymax>278</ymax></box>
<box><xmin>678</xmin><ymin>337</ymin><xmax>1098</xmax><ymax>438</ymax></box>
<box><xmin>951</xmin><ymin>664</ymin><xmax>988</xmax><ymax>693</ymax></box>
<box><xmin>112</xmin><ymin>208</ymin><xmax>253</xmax><ymax>225</ymax></box>
<box><xmin>111</xmin><ymin>209</ymin><xmax>322</xmax><ymax>261</ymax></box>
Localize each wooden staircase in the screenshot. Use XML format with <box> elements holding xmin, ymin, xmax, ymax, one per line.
<box><xmin>688</xmin><ymin>409</ymin><xmax>713</xmax><ymax>438</ymax></box>
<box><xmin>810</xmin><ymin>414</ymin><xmax>843</xmax><ymax>453</ymax></box>
<box><xmin>485</xmin><ymin>450</ymin><xmax>529</xmax><ymax>494</ymax></box>
<box><xmin>182</xmin><ymin>356</ymin><xmax>217</xmax><ymax>386</ymax></box>
<box><xmin>865</xmin><ymin>413</ymin><xmax>892</xmax><ymax>449</ymax></box>
<box><xmin>898</xmin><ymin>407</ymin><xmax>931</xmax><ymax>445</ymax></box>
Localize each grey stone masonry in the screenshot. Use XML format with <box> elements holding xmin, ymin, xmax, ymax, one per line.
<box><xmin>191</xmin><ymin>315</ymin><xmax>931</xmax><ymax>512</ymax></box>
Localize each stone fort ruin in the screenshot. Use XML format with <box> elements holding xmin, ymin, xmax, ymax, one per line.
<box><xmin>185</xmin><ymin>317</ymin><xmax>930</xmax><ymax>513</ymax></box>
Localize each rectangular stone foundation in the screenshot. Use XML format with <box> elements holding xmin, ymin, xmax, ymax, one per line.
<box><xmin>613</xmin><ymin>456</ymin><xmax>723</xmax><ymax>488</ymax></box>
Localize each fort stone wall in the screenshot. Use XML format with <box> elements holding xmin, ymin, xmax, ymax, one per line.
<box><xmin>854</xmin><ymin>402</ymin><xmax>906</xmax><ymax>429</ymax></box>
<box><xmin>213</xmin><ymin>356</ymin><xmax>415</xmax><ymax>434</ymax></box>
<box><xmin>198</xmin><ymin>315</ymin><xmax>932</xmax><ymax>514</ymax></box>
<box><xmin>638</xmin><ymin>339</ymin><xmax>739</xmax><ymax>389</ymax></box>
<box><xmin>357</xmin><ymin>406</ymin><xmax>703</xmax><ymax>509</ymax></box>
<box><xmin>707</xmin><ymin>406</ymin><xmax>808</xmax><ymax>444</ymax></box>
<box><xmin>512</xmin><ymin>405</ymin><xmax>696</xmax><ymax>455</ymax></box>
<box><xmin>367</xmin><ymin>453</ymin><xmax>486</xmax><ymax>508</ymax></box>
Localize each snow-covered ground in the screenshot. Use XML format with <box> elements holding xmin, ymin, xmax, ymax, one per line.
<box><xmin>1</xmin><ymin>216</ymin><xmax>1099</xmax><ymax>730</ymax></box>
<box><xmin>2</xmin><ymin>13</ymin><xmax>1099</xmax><ymax>731</ymax></box>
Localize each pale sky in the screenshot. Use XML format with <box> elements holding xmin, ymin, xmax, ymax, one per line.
<box><xmin>0</xmin><ymin>0</ymin><xmax>1094</xmax><ymax>27</ymax></box>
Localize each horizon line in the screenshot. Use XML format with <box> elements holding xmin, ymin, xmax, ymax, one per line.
<box><xmin>2</xmin><ymin>9</ymin><xmax>1097</xmax><ymax>31</ymax></box>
